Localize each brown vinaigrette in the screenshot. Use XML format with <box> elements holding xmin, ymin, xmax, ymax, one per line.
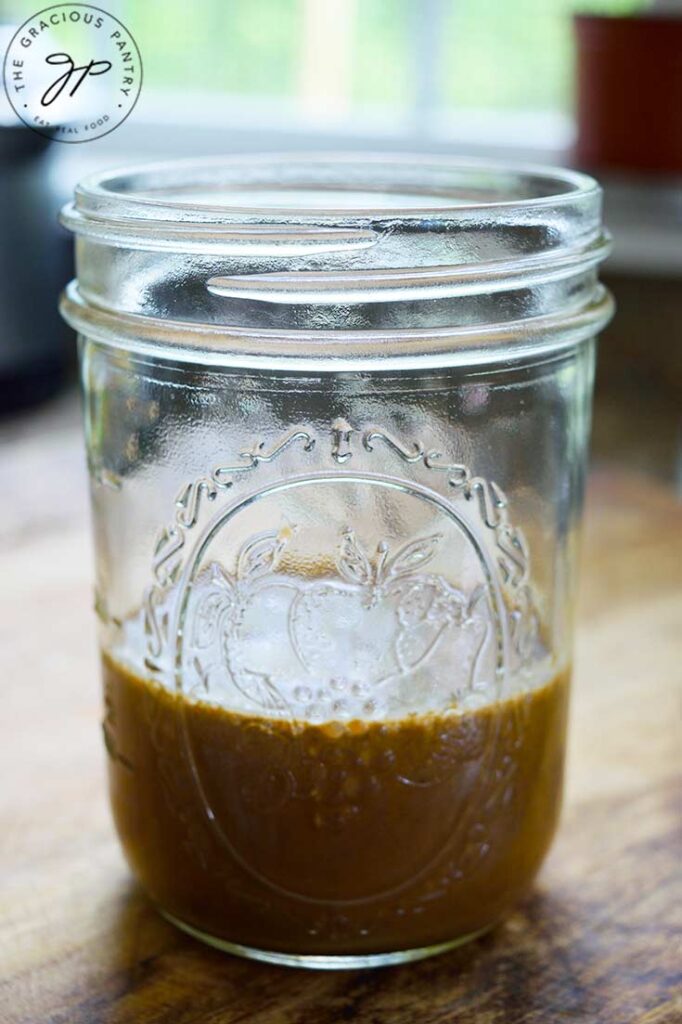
<box><xmin>103</xmin><ymin>653</ymin><xmax>569</xmax><ymax>957</ymax></box>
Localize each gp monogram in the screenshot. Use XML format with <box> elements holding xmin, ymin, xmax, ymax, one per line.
<box><xmin>3</xmin><ymin>4</ymin><xmax>142</xmax><ymax>142</ymax></box>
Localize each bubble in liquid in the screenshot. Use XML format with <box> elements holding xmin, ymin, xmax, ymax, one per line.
<box><xmin>305</xmin><ymin>704</ymin><xmax>325</xmax><ymax>723</ymax></box>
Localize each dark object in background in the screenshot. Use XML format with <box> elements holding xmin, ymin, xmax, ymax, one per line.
<box><xmin>575</xmin><ymin>13</ymin><xmax>682</xmax><ymax>174</ymax></box>
<box><xmin>0</xmin><ymin>123</ymin><xmax>72</xmax><ymax>415</ymax></box>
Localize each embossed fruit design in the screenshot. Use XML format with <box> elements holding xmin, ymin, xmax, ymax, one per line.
<box><xmin>290</xmin><ymin>529</ymin><xmax>481</xmax><ymax>691</ymax></box>
<box><xmin>186</xmin><ymin>525</ymin><xmax>491</xmax><ymax>718</ymax></box>
<box><xmin>189</xmin><ymin>526</ymin><xmax>298</xmax><ymax>714</ymax></box>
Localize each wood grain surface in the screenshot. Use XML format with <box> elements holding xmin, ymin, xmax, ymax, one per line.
<box><xmin>1</xmin><ymin>399</ymin><xmax>680</xmax><ymax>1024</ymax></box>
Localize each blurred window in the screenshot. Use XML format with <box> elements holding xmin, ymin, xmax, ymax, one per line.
<box><xmin>1</xmin><ymin>0</ymin><xmax>646</xmax><ymax>127</ymax></box>
<box><xmin>124</xmin><ymin>0</ymin><xmax>643</xmax><ymax>118</ymax></box>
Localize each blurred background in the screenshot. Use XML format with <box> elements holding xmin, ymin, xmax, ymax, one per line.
<box><xmin>0</xmin><ymin>0</ymin><xmax>680</xmax><ymax>491</ymax></box>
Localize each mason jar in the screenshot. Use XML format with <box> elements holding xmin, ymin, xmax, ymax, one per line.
<box><xmin>60</xmin><ymin>155</ymin><xmax>612</xmax><ymax>969</ymax></box>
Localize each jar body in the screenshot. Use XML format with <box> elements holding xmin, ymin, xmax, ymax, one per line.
<box><xmin>63</xmin><ymin>154</ymin><xmax>611</xmax><ymax>966</ymax></box>
<box><xmin>84</xmin><ymin>335</ymin><xmax>594</xmax><ymax>965</ymax></box>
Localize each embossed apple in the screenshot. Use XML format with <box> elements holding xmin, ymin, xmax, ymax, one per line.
<box><xmin>289</xmin><ymin>529</ymin><xmax>480</xmax><ymax>693</ymax></box>
<box><xmin>185</xmin><ymin>525</ymin><xmax>490</xmax><ymax>718</ymax></box>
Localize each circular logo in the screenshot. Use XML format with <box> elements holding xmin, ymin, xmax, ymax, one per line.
<box><xmin>3</xmin><ymin>4</ymin><xmax>142</xmax><ymax>142</ymax></box>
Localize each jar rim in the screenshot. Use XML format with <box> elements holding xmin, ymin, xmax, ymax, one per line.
<box><xmin>60</xmin><ymin>152</ymin><xmax>612</xmax><ymax>367</ymax></box>
<box><xmin>68</xmin><ymin>152</ymin><xmax>602</xmax><ymax>229</ymax></box>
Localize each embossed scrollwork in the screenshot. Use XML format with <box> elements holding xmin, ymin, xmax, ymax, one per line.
<box><xmin>143</xmin><ymin>419</ymin><xmax>539</xmax><ymax>675</ymax></box>
<box><xmin>357</xmin><ymin>426</ymin><xmax>538</xmax><ymax>668</ymax></box>
<box><xmin>144</xmin><ymin>429</ymin><xmax>317</xmax><ymax>669</ymax></box>
<box><xmin>212</xmin><ymin>430</ymin><xmax>315</xmax><ymax>485</ymax></box>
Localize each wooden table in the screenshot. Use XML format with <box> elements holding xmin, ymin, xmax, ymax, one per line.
<box><xmin>1</xmin><ymin>399</ymin><xmax>681</xmax><ymax>1024</ymax></box>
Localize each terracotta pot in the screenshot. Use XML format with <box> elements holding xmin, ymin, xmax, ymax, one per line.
<box><xmin>574</xmin><ymin>14</ymin><xmax>682</xmax><ymax>174</ymax></box>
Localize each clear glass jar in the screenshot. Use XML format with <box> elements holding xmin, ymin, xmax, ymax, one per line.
<box><xmin>60</xmin><ymin>155</ymin><xmax>612</xmax><ymax>969</ymax></box>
